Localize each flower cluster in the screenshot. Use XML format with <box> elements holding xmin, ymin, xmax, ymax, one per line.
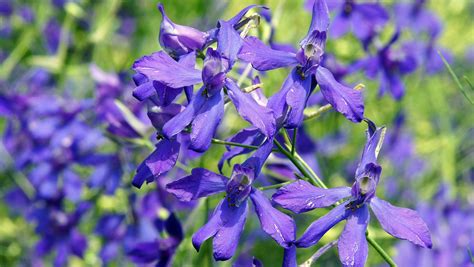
<box><xmin>128</xmin><ymin>1</ymin><xmax>434</xmax><ymax>266</ymax></box>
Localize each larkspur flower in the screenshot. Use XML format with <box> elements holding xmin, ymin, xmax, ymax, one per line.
<box><xmin>354</xmin><ymin>30</ymin><xmax>417</xmax><ymax>100</ymax></box>
<box><xmin>393</xmin><ymin>0</ymin><xmax>442</xmax><ymax>40</ymax></box>
<box><xmin>273</xmin><ymin>120</ymin><xmax>432</xmax><ymax>266</ymax></box>
<box><xmin>157</xmin><ymin>3</ymin><xmax>261</xmax><ymax>58</ymax></box>
<box><xmin>133</xmin><ymin>16</ymin><xmax>276</xmax><ymax>152</ymax></box>
<box><xmin>166</xmin><ymin>140</ymin><xmax>295</xmax><ymax>261</ymax></box>
<box><xmin>239</xmin><ymin>0</ymin><xmax>364</xmax><ymax>127</ymax></box>
<box><xmin>307</xmin><ymin>0</ymin><xmax>389</xmax><ymax>49</ymax></box>
<box><xmin>30</xmin><ymin>199</ymin><xmax>91</xmax><ymax>267</ymax></box>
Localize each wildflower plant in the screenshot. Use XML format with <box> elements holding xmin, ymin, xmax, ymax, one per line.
<box><xmin>128</xmin><ymin>0</ymin><xmax>434</xmax><ymax>266</ymax></box>
<box><xmin>0</xmin><ymin>0</ymin><xmax>472</xmax><ymax>266</ymax></box>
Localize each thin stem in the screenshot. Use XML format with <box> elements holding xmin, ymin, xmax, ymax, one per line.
<box><xmin>262</xmin><ymin>168</ymin><xmax>292</xmax><ymax>182</ymax></box>
<box><xmin>273</xmin><ymin>139</ymin><xmax>325</xmax><ymax>188</ymax></box>
<box><xmin>366</xmin><ymin>234</ymin><xmax>397</xmax><ymax>267</ymax></box>
<box><xmin>211</xmin><ymin>138</ymin><xmax>259</xmax><ymax>150</ymax></box>
<box><xmin>258</xmin><ymin>180</ymin><xmax>295</xmax><ymax>191</ymax></box>
<box><xmin>279</xmin><ymin>131</ymin><xmax>326</xmax><ymax>189</ymax></box>
<box><xmin>291</xmin><ymin>128</ymin><xmax>297</xmax><ymax>156</ymax></box>
<box><xmin>301</xmin><ymin>240</ymin><xmax>338</xmax><ymax>266</ymax></box>
<box><xmin>304</xmin><ymin>104</ymin><xmax>332</xmax><ymax>121</ymax></box>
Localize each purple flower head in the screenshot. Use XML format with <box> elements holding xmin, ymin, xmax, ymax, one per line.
<box><xmin>355</xmin><ymin>30</ymin><xmax>418</xmax><ymax>100</ymax></box>
<box><xmin>239</xmin><ymin>0</ymin><xmax>364</xmax><ymax>126</ymax></box>
<box><xmin>202</xmin><ymin>48</ymin><xmax>228</xmax><ymax>95</ymax></box>
<box><xmin>324</xmin><ymin>0</ymin><xmax>389</xmax><ymax>48</ymax></box>
<box><xmin>394</xmin><ymin>0</ymin><xmax>442</xmax><ymax>40</ymax></box>
<box><xmin>273</xmin><ymin>121</ymin><xmax>432</xmax><ymax>266</ymax></box>
<box><xmin>167</xmin><ymin>140</ymin><xmax>296</xmax><ymax>261</ymax></box>
<box><xmin>157</xmin><ymin>3</ymin><xmax>262</xmax><ymax>58</ymax></box>
<box><xmin>157</xmin><ymin>3</ymin><xmax>210</xmax><ymax>57</ymax></box>
<box><xmin>31</xmin><ymin>201</ymin><xmax>90</xmax><ymax>267</ymax></box>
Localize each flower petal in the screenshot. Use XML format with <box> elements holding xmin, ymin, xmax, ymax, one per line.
<box><xmin>283</xmin><ymin>244</ymin><xmax>297</xmax><ymax>267</ymax></box>
<box><xmin>132</xmin><ymin>51</ymin><xmax>202</xmax><ymax>88</ymax></box>
<box><xmin>250</xmin><ymin>189</ymin><xmax>295</xmax><ymax>248</ymax></box>
<box><xmin>338</xmin><ymin>205</ymin><xmax>369</xmax><ymax>267</ymax></box>
<box><xmin>217</xmin><ymin>127</ymin><xmax>265</xmax><ymax>173</ymax></box>
<box><xmin>217</xmin><ymin>20</ymin><xmax>243</xmax><ymax>66</ymax></box>
<box><xmin>301</xmin><ymin>0</ymin><xmax>329</xmax><ymax>45</ymax></box>
<box><xmin>238</xmin><ymin>36</ymin><xmax>298</xmax><ymax>71</ymax></box>
<box><xmin>316</xmin><ymin>66</ymin><xmax>364</xmax><ymax>123</ymax></box>
<box><xmin>162</xmin><ymin>87</ymin><xmax>207</xmax><ymax>138</ymax></box>
<box><xmin>192</xmin><ymin>199</ymin><xmax>249</xmax><ymax>260</ymax></box>
<box><xmin>370</xmin><ymin>197</ymin><xmax>432</xmax><ymax>248</ymax></box>
<box><xmin>225</xmin><ymin>79</ymin><xmax>276</xmax><ymax>137</ymax></box>
<box><xmin>189</xmin><ymin>90</ymin><xmax>225</xmax><ymax>152</ymax></box>
<box><xmin>166</xmin><ymin>168</ymin><xmax>228</xmax><ymax>201</ymax></box>
<box><xmin>285</xmin><ymin>73</ymin><xmax>312</xmax><ymax>128</ymax></box>
<box><xmin>145</xmin><ymin>139</ymin><xmax>180</xmax><ymax>177</ymax></box>
<box><xmin>273</xmin><ymin>180</ymin><xmax>351</xmax><ymax>213</ymax></box>
<box><xmin>296</xmin><ymin>201</ymin><xmax>351</xmax><ymax>248</ymax></box>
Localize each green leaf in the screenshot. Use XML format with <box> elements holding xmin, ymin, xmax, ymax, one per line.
<box><xmin>438</xmin><ymin>51</ymin><xmax>474</xmax><ymax>105</ymax></box>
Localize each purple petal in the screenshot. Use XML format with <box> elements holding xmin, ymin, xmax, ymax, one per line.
<box><xmin>189</xmin><ymin>90</ymin><xmax>224</xmax><ymax>152</ymax></box>
<box><xmin>132</xmin><ymin>51</ymin><xmax>201</xmax><ymax>88</ymax></box>
<box><xmin>69</xmin><ymin>230</ymin><xmax>88</xmax><ymax>258</ymax></box>
<box><xmin>302</xmin><ymin>0</ymin><xmax>329</xmax><ymax>44</ymax></box>
<box><xmin>158</xmin><ymin>4</ymin><xmax>208</xmax><ymax>57</ymax></box>
<box><xmin>370</xmin><ymin>197</ymin><xmax>432</xmax><ymax>248</ymax></box>
<box><xmin>217</xmin><ymin>20</ymin><xmax>243</xmax><ymax>66</ymax></box>
<box><xmin>250</xmin><ymin>189</ymin><xmax>295</xmax><ymax>248</ymax></box>
<box><xmin>192</xmin><ymin>199</ymin><xmax>248</xmax><ymax>261</ymax></box>
<box><xmin>273</xmin><ymin>180</ymin><xmax>351</xmax><ymax>213</ymax></box>
<box><xmin>212</xmin><ymin>200</ymin><xmax>248</xmax><ymax>261</ymax></box>
<box><xmin>238</xmin><ymin>36</ymin><xmax>298</xmax><ymax>71</ymax></box>
<box><xmin>133</xmin><ymin>81</ymin><xmax>156</xmax><ymax>101</ymax></box>
<box><xmin>217</xmin><ymin>127</ymin><xmax>265</xmax><ymax>172</ymax></box>
<box><xmin>127</xmin><ymin>241</ymin><xmax>160</xmax><ymax>264</ymax></box>
<box><xmin>225</xmin><ymin>5</ymin><xmax>259</xmax><ymax>26</ymax></box>
<box><xmin>338</xmin><ymin>205</ymin><xmax>369</xmax><ymax>267</ymax></box>
<box><xmin>316</xmin><ymin>66</ymin><xmax>364</xmax><ymax>123</ymax></box>
<box><xmin>145</xmin><ymin>139</ymin><xmax>180</xmax><ymax>177</ymax></box>
<box><xmin>225</xmin><ymin>79</ymin><xmax>276</xmax><ymax>137</ymax></box>
<box><xmin>285</xmin><ymin>73</ymin><xmax>312</xmax><ymax>128</ymax></box>
<box><xmin>296</xmin><ymin>201</ymin><xmax>350</xmax><ymax>247</ymax></box>
<box><xmin>166</xmin><ymin>168</ymin><xmax>228</xmax><ymax>201</ymax></box>
<box><xmin>162</xmin><ymin>87</ymin><xmax>207</xmax><ymax>138</ymax></box>
<box><xmin>330</xmin><ymin>15</ymin><xmax>350</xmax><ymax>38</ymax></box>
<box><xmin>283</xmin><ymin>244</ymin><xmax>297</xmax><ymax>267</ymax></box>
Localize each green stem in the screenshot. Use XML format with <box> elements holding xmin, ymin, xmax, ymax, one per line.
<box><xmin>273</xmin><ymin>139</ymin><xmax>325</xmax><ymax>188</ymax></box>
<box><xmin>0</xmin><ymin>28</ymin><xmax>35</xmax><ymax>79</ymax></box>
<box><xmin>258</xmin><ymin>180</ymin><xmax>295</xmax><ymax>191</ymax></box>
<box><xmin>211</xmin><ymin>138</ymin><xmax>259</xmax><ymax>150</ymax></box>
<box><xmin>291</xmin><ymin>128</ymin><xmax>297</xmax><ymax>156</ymax></box>
<box><xmin>304</xmin><ymin>104</ymin><xmax>333</xmax><ymax>121</ymax></box>
<box><xmin>366</xmin><ymin>234</ymin><xmax>397</xmax><ymax>267</ymax></box>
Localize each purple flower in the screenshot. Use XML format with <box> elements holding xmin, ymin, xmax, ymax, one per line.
<box><xmin>31</xmin><ymin>201</ymin><xmax>90</xmax><ymax>267</ymax></box>
<box><xmin>125</xmin><ymin>192</ymin><xmax>184</xmax><ymax>266</ymax></box>
<box><xmin>166</xmin><ymin>140</ymin><xmax>295</xmax><ymax>261</ymax></box>
<box><xmin>134</xmin><ymin>44</ymin><xmax>275</xmax><ymax>152</ymax></box>
<box><xmin>239</xmin><ymin>0</ymin><xmax>364</xmax><ymax>126</ymax></box>
<box><xmin>273</xmin><ymin>121</ymin><xmax>432</xmax><ymax>266</ymax></box>
<box><xmin>354</xmin><ymin>30</ymin><xmax>418</xmax><ymax>100</ymax></box>
<box><xmin>157</xmin><ymin>3</ymin><xmax>260</xmax><ymax>58</ymax></box>
<box><xmin>394</xmin><ymin>0</ymin><xmax>442</xmax><ymax>40</ymax></box>
<box><xmin>314</xmin><ymin>0</ymin><xmax>389</xmax><ymax>48</ymax></box>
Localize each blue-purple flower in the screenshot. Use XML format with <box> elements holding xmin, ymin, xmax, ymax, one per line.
<box><xmin>166</xmin><ymin>140</ymin><xmax>295</xmax><ymax>261</ymax></box>
<box><xmin>239</xmin><ymin>0</ymin><xmax>364</xmax><ymax>126</ymax></box>
<box><xmin>273</xmin><ymin>121</ymin><xmax>432</xmax><ymax>266</ymax></box>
